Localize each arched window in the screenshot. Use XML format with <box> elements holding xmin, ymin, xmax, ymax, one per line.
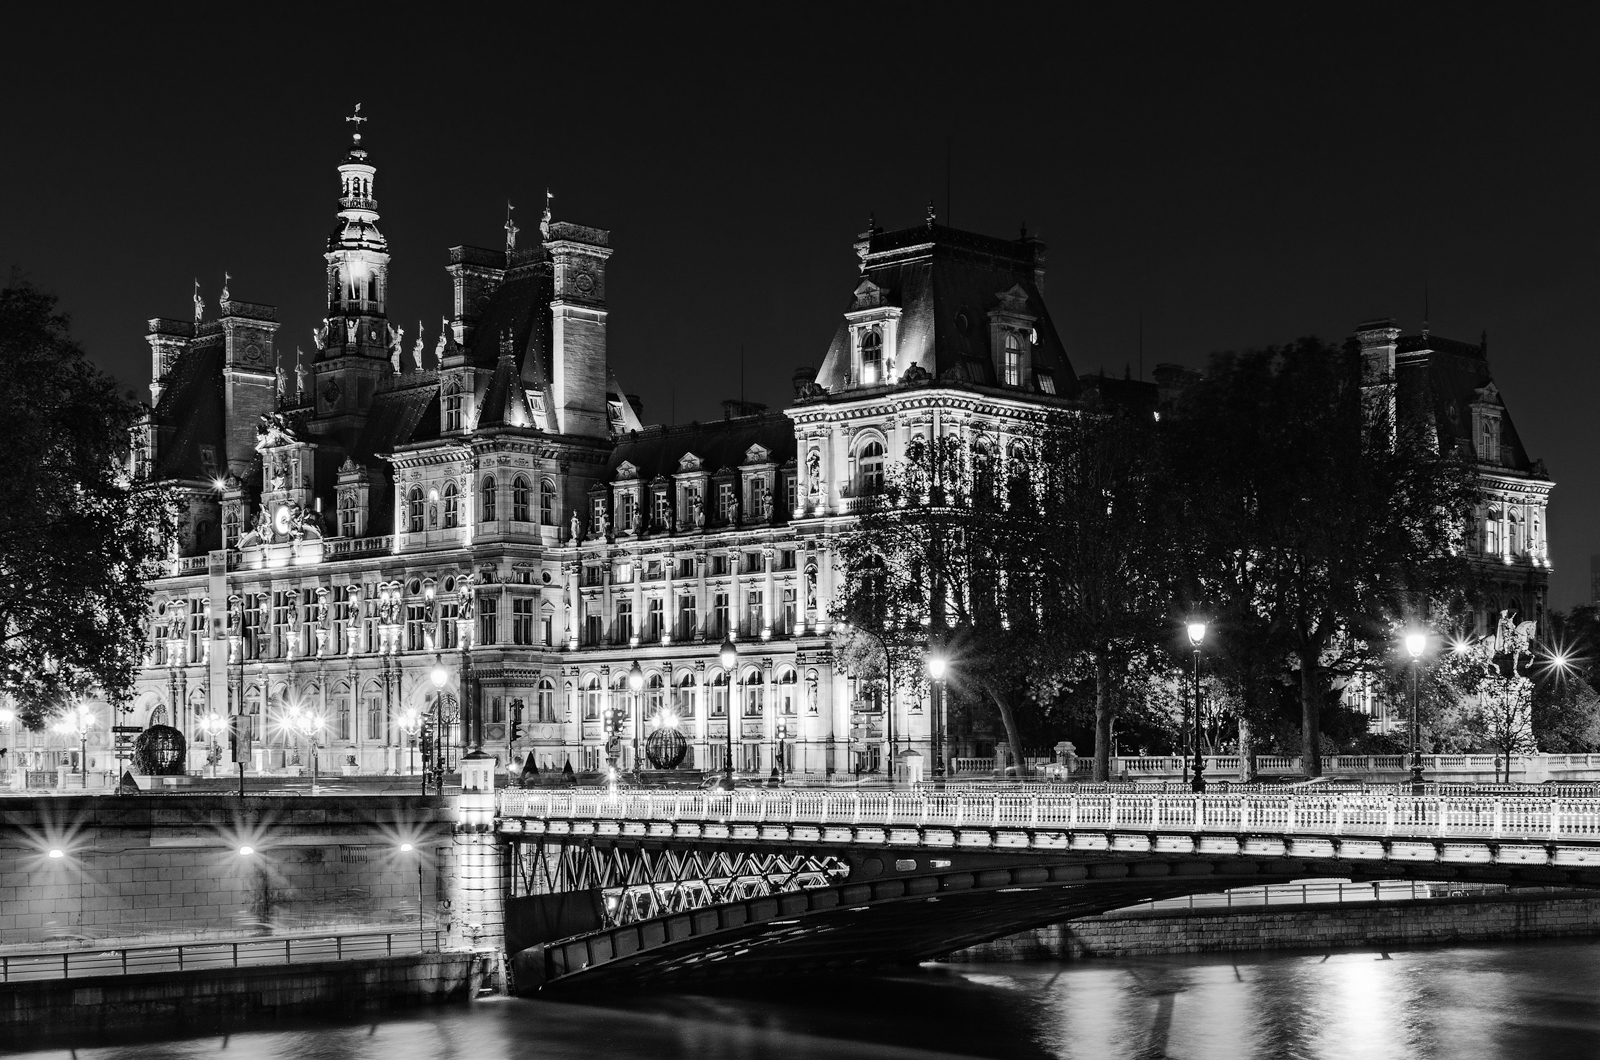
<box><xmin>675</xmin><ymin>671</ymin><xmax>697</xmax><ymax>718</ymax></box>
<box><xmin>860</xmin><ymin>328</ymin><xmax>883</xmax><ymax>385</ymax></box>
<box><xmin>742</xmin><ymin>668</ymin><xmax>765</xmax><ymax>718</ymax></box>
<box><xmin>442</xmin><ymin>483</ymin><xmax>459</xmax><ymax>528</ymax></box>
<box><xmin>582</xmin><ymin>675</ymin><xmax>602</xmax><ymax>720</ymax></box>
<box><xmin>367</xmin><ymin>272</ymin><xmax>378</xmax><ymax>304</ymax></box>
<box><xmin>443</xmin><ymin>381</ymin><xmax>463</xmax><ymax>432</ymax></box>
<box><xmin>776</xmin><ymin>668</ymin><xmax>798</xmax><ymax>716</ymax></box>
<box><xmin>1007</xmin><ymin>441</ymin><xmax>1031</xmax><ymax>510</ymax></box>
<box><xmin>1003</xmin><ymin>332</ymin><xmax>1022</xmax><ymax>386</ymax></box>
<box><xmin>480</xmin><ymin>475</ymin><xmax>497</xmax><ymax>522</ymax></box>
<box><xmin>538</xmin><ymin>678</ymin><xmax>557</xmax><ymax>723</ymax></box>
<box><xmin>337</xmin><ymin>492</ymin><xmax>357</xmax><ymax>538</ymax></box>
<box><xmin>407</xmin><ymin>486</ymin><xmax>424</xmax><ymax>533</ymax></box>
<box><xmin>223</xmin><ymin>508</ymin><xmax>240</xmax><ymax>549</ymax></box>
<box><xmin>540</xmin><ymin>479</ymin><xmax>556</xmax><ymax>526</ymax></box>
<box><xmin>646</xmin><ymin>673</ymin><xmax>666</xmax><ymax>722</ymax></box>
<box><xmin>333</xmin><ymin>682</ymin><xmax>352</xmax><ymax>741</ymax></box>
<box><xmin>858</xmin><ymin>440</ymin><xmax>885</xmax><ymax>495</ymax></box>
<box><xmin>708</xmin><ymin>671</ymin><xmax>730</xmax><ymax>718</ymax></box>
<box><xmin>512</xmin><ymin>476</ymin><xmax>531</xmax><ymax>522</ymax></box>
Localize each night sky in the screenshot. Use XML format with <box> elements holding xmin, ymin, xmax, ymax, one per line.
<box><xmin>4</xmin><ymin>10</ymin><xmax>1597</xmax><ymax>607</ymax></box>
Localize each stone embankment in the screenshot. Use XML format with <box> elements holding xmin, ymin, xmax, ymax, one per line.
<box><xmin>952</xmin><ymin>892</ymin><xmax>1600</xmax><ymax>961</ymax></box>
<box><xmin>0</xmin><ymin>951</ymin><xmax>487</xmax><ymax>1046</ymax></box>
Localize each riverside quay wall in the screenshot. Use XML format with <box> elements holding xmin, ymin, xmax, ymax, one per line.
<box><xmin>0</xmin><ymin>795</ymin><xmax>453</xmax><ymax>947</ymax></box>
<box><xmin>0</xmin><ymin>951</ymin><xmax>483</xmax><ymax>1046</ymax></box>
<box><xmin>953</xmin><ymin>892</ymin><xmax>1600</xmax><ymax>961</ymax></box>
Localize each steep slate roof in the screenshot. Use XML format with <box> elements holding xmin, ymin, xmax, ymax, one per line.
<box><xmin>150</xmin><ymin>344</ymin><xmax>226</xmax><ymax>481</ymax></box>
<box><xmin>356</xmin><ymin>375</ymin><xmax>441</xmax><ymax>459</ymax></box>
<box><xmin>605</xmin><ymin>412</ymin><xmax>799</xmax><ymax>482</ymax></box>
<box><xmin>465</xmin><ymin>259</ymin><xmax>554</xmax><ymax>430</ymax></box>
<box><xmin>1396</xmin><ymin>332</ymin><xmax>1537</xmax><ymax>472</ymax></box>
<box><xmin>814</xmin><ymin>222</ymin><xmax>1077</xmax><ymax>396</ymax></box>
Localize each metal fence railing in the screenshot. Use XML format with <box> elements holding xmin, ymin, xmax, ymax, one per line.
<box><xmin>0</xmin><ymin>928</ymin><xmax>443</xmax><ymax>984</ymax></box>
<box><xmin>498</xmin><ymin>788</ymin><xmax>1600</xmax><ymax>844</ymax></box>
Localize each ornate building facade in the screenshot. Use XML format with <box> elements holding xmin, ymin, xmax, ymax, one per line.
<box><xmin>129</xmin><ymin>123</ymin><xmax>1079</xmax><ymax>778</ymax></box>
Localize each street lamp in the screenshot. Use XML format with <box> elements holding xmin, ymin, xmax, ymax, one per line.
<box><xmin>429</xmin><ymin>660</ymin><xmax>447</xmax><ymax>786</ymax></box>
<box><xmin>53</xmin><ymin>704</ymin><xmax>95</xmax><ymax>789</ymax></box>
<box><xmin>0</xmin><ymin>706</ymin><xmax>13</xmax><ymax>784</ymax></box>
<box><xmin>927</xmin><ymin>651</ymin><xmax>948</xmax><ymax>782</ymax></box>
<box><xmin>1404</xmin><ymin>629</ymin><xmax>1427</xmax><ymax>793</ymax></box>
<box><xmin>198</xmin><ymin>712</ymin><xmax>226</xmax><ymax>778</ymax></box>
<box><xmin>719</xmin><ymin>636</ymin><xmax>737</xmax><ymax>787</ymax></box>
<box><xmin>628</xmin><ymin>660</ymin><xmax>645</xmax><ymax>779</ymax></box>
<box><xmin>398</xmin><ymin>707</ymin><xmax>423</xmax><ymax>794</ymax></box>
<box><xmin>284</xmin><ymin>703</ymin><xmax>326</xmax><ymax>795</ymax></box>
<box><xmin>400</xmin><ymin>842</ymin><xmax>424</xmax><ymax>952</ymax></box>
<box><xmin>1186</xmin><ymin>620</ymin><xmax>1206</xmax><ymax>794</ymax></box>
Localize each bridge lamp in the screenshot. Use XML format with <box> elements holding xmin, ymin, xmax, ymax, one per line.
<box><xmin>927</xmin><ymin>655</ymin><xmax>946</xmax><ymax>681</ymax></box>
<box><xmin>1185</xmin><ymin>619</ymin><xmax>1206</xmax><ymax>794</ymax></box>
<box><xmin>628</xmin><ymin>661</ymin><xmax>645</xmax><ymax>778</ymax></box>
<box><xmin>1402</xmin><ymin>628</ymin><xmax>1428</xmax><ymax>794</ymax></box>
<box><xmin>718</xmin><ymin>637</ymin><xmax>738</xmax><ymax>785</ymax></box>
<box><xmin>928</xmin><ymin>652</ymin><xmax>948</xmax><ymax>781</ymax></box>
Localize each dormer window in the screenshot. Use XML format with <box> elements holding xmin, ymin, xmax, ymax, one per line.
<box><xmin>443</xmin><ymin>381</ymin><xmax>463</xmax><ymax>432</ymax></box>
<box><xmin>860</xmin><ymin>328</ymin><xmax>883</xmax><ymax>385</ymax></box>
<box><xmin>1004</xmin><ymin>333</ymin><xmax>1022</xmax><ymax>386</ymax></box>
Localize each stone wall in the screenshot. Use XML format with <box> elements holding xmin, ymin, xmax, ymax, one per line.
<box><xmin>0</xmin><ymin>796</ymin><xmax>452</xmax><ymax>947</ymax></box>
<box><xmin>951</xmin><ymin>893</ymin><xmax>1600</xmax><ymax>961</ymax></box>
<box><xmin>0</xmin><ymin>951</ymin><xmax>481</xmax><ymax>1045</ymax></box>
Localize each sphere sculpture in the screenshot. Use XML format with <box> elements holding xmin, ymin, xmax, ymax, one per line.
<box><xmin>132</xmin><ymin>725</ymin><xmax>187</xmax><ymax>776</ymax></box>
<box><xmin>645</xmin><ymin>726</ymin><xmax>688</xmax><ymax>770</ymax></box>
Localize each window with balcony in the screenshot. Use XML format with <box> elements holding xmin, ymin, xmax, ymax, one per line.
<box><xmin>857</xmin><ymin>440</ymin><xmax>885</xmax><ymax>495</ymax></box>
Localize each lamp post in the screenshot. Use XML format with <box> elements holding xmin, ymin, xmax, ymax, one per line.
<box><xmin>1186</xmin><ymin>620</ymin><xmax>1206</xmax><ymax>794</ymax></box>
<box><xmin>719</xmin><ymin>636</ymin><xmax>737</xmax><ymax>787</ymax></box>
<box><xmin>1404</xmin><ymin>630</ymin><xmax>1427</xmax><ymax>794</ymax></box>
<box><xmin>927</xmin><ymin>651</ymin><xmax>947</xmax><ymax>782</ymax></box>
<box><xmin>398</xmin><ymin>707</ymin><xmax>423</xmax><ymax>794</ymax></box>
<box><xmin>198</xmin><ymin>712</ymin><xmax>226</xmax><ymax>778</ymax></box>
<box><xmin>284</xmin><ymin>703</ymin><xmax>326</xmax><ymax>795</ymax></box>
<box><xmin>53</xmin><ymin>704</ymin><xmax>95</xmax><ymax>788</ymax></box>
<box><xmin>429</xmin><ymin>660</ymin><xmax>447</xmax><ymax>789</ymax></box>
<box><xmin>628</xmin><ymin>660</ymin><xmax>645</xmax><ymax>779</ymax></box>
<box><xmin>400</xmin><ymin>842</ymin><xmax>424</xmax><ymax>951</ymax></box>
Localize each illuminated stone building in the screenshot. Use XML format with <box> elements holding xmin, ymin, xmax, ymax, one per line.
<box><xmin>129</xmin><ymin>123</ymin><xmax>1078</xmax><ymax>778</ymax></box>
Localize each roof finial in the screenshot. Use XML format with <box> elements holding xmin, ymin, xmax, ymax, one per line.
<box><xmin>193</xmin><ymin>279</ymin><xmax>204</xmax><ymax>323</ymax></box>
<box><xmin>345</xmin><ymin>103</ymin><xmax>367</xmax><ymax>145</ymax></box>
<box><xmin>926</xmin><ymin>199</ymin><xmax>936</xmax><ymax>229</ymax></box>
<box><xmin>220</xmin><ymin>271</ymin><xmax>231</xmax><ymax>305</ymax></box>
<box><xmin>540</xmin><ymin>189</ymin><xmax>553</xmax><ymax>241</ymax></box>
<box><xmin>505</xmin><ymin>200</ymin><xmax>519</xmax><ymax>258</ymax></box>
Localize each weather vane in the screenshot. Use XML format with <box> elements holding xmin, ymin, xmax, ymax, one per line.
<box><xmin>346</xmin><ymin>103</ymin><xmax>366</xmax><ymax>143</ymax></box>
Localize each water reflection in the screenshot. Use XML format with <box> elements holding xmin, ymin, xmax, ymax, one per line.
<box><xmin>12</xmin><ymin>939</ymin><xmax>1600</xmax><ymax>1059</ymax></box>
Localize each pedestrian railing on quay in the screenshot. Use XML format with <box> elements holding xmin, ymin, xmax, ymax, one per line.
<box><xmin>496</xmin><ymin>788</ymin><xmax>1600</xmax><ymax>843</ymax></box>
<box><xmin>951</xmin><ymin>753</ymin><xmax>1600</xmax><ymax>780</ymax></box>
<box><xmin>0</xmin><ymin>928</ymin><xmax>444</xmax><ymax>985</ymax></box>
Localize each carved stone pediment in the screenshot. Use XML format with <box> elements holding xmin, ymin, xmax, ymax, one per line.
<box><xmin>1473</xmin><ymin>382</ymin><xmax>1502</xmax><ymax>406</ymax></box>
<box><xmin>852</xmin><ymin>279</ymin><xmax>885</xmax><ymax>310</ymax></box>
<box><xmin>677</xmin><ymin>452</ymin><xmax>703</xmax><ymax>472</ymax></box>
<box><xmin>995</xmin><ymin>283</ymin><xmax>1030</xmax><ymax>314</ymax></box>
<box><xmin>616</xmin><ymin>460</ymin><xmax>639</xmax><ymax>480</ymax></box>
<box><xmin>744</xmin><ymin>444</ymin><xmax>771</xmax><ymax>465</ymax></box>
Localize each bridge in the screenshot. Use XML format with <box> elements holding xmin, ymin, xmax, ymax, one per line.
<box><xmin>493</xmin><ymin>788</ymin><xmax>1600</xmax><ymax>990</ymax></box>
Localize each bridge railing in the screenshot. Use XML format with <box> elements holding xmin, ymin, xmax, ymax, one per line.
<box><xmin>499</xmin><ymin>789</ymin><xmax>1600</xmax><ymax>842</ymax></box>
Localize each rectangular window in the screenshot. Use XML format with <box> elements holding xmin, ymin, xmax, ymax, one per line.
<box><xmin>616</xmin><ymin>600</ymin><xmax>634</xmax><ymax>643</ymax></box>
<box><xmin>439</xmin><ymin>602</ymin><xmax>459</xmax><ymax>650</ymax></box>
<box><xmin>512</xmin><ymin>598</ymin><xmax>535</xmax><ymax>645</ymax></box>
<box><xmin>780</xmin><ymin>549</ymin><xmax>796</xmax><ymax>571</ymax></box>
<box><xmin>615</xmin><ymin>563</ymin><xmax>633</xmax><ymax>584</ymax></box>
<box><xmin>781</xmin><ymin>587</ymin><xmax>796</xmax><ymax>634</ymax></box>
<box><xmin>747</xmin><ymin>590</ymin><xmax>764</xmax><ymax>636</ymax></box>
<box><xmin>584</xmin><ymin>564</ymin><xmax>604</xmax><ymax>587</ymax></box>
<box><xmin>490</xmin><ymin>696</ymin><xmax>505</xmax><ymax>725</ymax></box>
<box><xmin>538</xmin><ymin>684</ymin><xmax>557</xmax><ymax>722</ymax></box>
<box><xmin>333</xmin><ymin>585</ymin><xmax>353</xmax><ymax>653</ymax></box>
<box><xmin>654</xmin><ymin>491</ymin><xmax>670</xmax><ymax>528</ymax></box>
<box><xmin>272</xmin><ymin>591</ymin><xmax>292</xmax><ymax>657</ymax></box>
<box><xmin>678</xmin><ymin>558</ymin><xmax>695</xmax><ymax>579</ymax></box>
<box><xmin>479</xmin><ymin>597</ymin><xmax>498</xmax><ymax>645</ymax></box>
<box><xmin>542</xmin><ymin>610</ymin><xmax>554</xmax><ymax>647</ymax></box>
<box><xmin>585</xmin><ymin>612</ymin><xmax>603</xmax><ymax>647</ymax></box>
<box><xmin>647</xmin><ymin>598</ymin><xmax>664</xmax><ymax>641</ymax></box>
<box><xmin>679</xmin><ymin>596</ymin><xmax>697</xmax><ymax>640</ymax></box>
<box><xmin>711</xmin><ymin>554</ymin><xmax>728</xmax><ymax>576</ymax></box>
<box><xmin>619</xmin><ymin>492</ymin><xmax>636</xmax><ymax>532</ymax></box>
<box><xmin>717</xmin><ymin>483</ymin><xmax>734</xmax><ymax>522</ymax></box>
<box><xmin>710</xmin><ymin>680</ymin><xmax>728</xmax><ymax>718</ymax></box>
<box><xmin>713</xmin><ymin>593</ymin><xmax>730</xmax><ymax>638</ymax></box>
<box><xmin>243</xmin><ymin>593</ymin><xmax>264</xmax><ymax>659</ymax></box>
<box><xmin>743</xmin><ymin>551</ymin><xmax>763</xmax><ymax>574</ymax></box>
<box><xmin>188</xmin><ymin>598</ymin><xmax>205</xmax><ymax>661</ymax></box>
<box><xmin>591</xmin><ymin>497</ymin><xmax>606</xmax><ymax>532</ymax></box>
<box><xmin>339</xmin><ymin>497</ymin><xmax>357</xmax><ymax>538</ymax></box>
<box><xmin>785</xmin><ymin>476</ymin><xmax>797</xmax><ymax>514</ymax></box>
<box><xmin>406</xmin><ymin>605</ymin><xmax>426</xmax><ymax>652</ymax></box>
<box><xmin>365</xmin><ymin>695</ymin><xmax>384</xmax><ymax>741</ymax></box>
<box><xmin>646</xmin><ymin>560</ymin><xmax>661</xmax><ymax>581</ymax></box>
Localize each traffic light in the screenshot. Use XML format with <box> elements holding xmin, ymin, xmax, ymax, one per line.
<box><xmin>420</xmin><ymin>716</ymin><xmax>435</xmax><ymax>763</ymax></box>
<box><xmin>510</xmin><ymin>700</ymin><xmax>524</xmax><ymax>741</ymax></box>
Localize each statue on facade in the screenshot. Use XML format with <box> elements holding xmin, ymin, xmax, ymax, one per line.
<box><xmin>312</xmin><ymin>322</ymin><xmax>326</xmax><ymax>351</ymax></box>
<box><xmin>570</xmin><ymin>512</ymin><xmax>583</xmax><ymax>543</ymax></box>
<box><xmin>227</xmin><ymin>595</ymin><xmax>243</xmax><ymax>637</ymax></box>
<box><xmin>412</xmin><ymin>321</ymin><xmax>427</xmax><ymax>371</ymax></box>
<box><xmin>807</xmin><ymin>450</ymin><xmax>822</xmax><ymax>500</ymax></box>
<box><xmin>596</xmin><ymin>510</ymin><xmax>609</xmax><ymax>538</ymax></box>
<box><xmin>345</xmin><ymin>318</ymin><xmax>358</xmax><ymax>345</ymax></box>
<box><xmin>314</xmin><ymin>587</ymin><xmax>330</xmax><ymax>626</ymax></box>
<box><xmin>389</xmin><ymin>324</ymin><xmax>405</xmax><ymax>373</ymax></box>
<box><xmin>275</xmin><ymin>359</ymin><xmax>287</xmax><ymax>401</ymax></box>
<box><xmin>458</xmin><ymin>574</ymin><xmax>476</xmax><ymax>623</ymax></box>
<box><xmin>692</xmin><ymin>495</ymin><xmax>704</xmax><ymax>529</ymax></box>
<box><xmin>193</xmin><ymin>279</ymin><xmax>204</xmax><ymax>323</ymax></box>
<box><xmin>295</xmin><ymin>352</ymin><xmax>308</xmax><ymax>402</ymax></box>
<box><xmin>805</xmin><ymin>565</ymin><xmax>818</xmax><ymax>611</ymax></box>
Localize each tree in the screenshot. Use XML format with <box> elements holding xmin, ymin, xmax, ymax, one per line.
<box><xmin>0</xmin><ymin>278</ymin><xmax>173</xmax><ymax>728</ymax></box>
<box><xmin>1162</xmin><ymin>339</ymin><xmax>1477</xmax><ymax>775</ymax></box>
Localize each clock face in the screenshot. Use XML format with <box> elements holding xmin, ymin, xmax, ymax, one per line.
<box><xmin>575</xmin><ymin>271</ymin><xmax>594</xmax><ymax>295</ymax></box>
<box><xmin>273</xmin><ymin>505</ymin><xmax>292</xmax><ymax>536</ymax></box>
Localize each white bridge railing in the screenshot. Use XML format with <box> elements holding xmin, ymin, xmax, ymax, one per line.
<box><xmin>950</xmin><ymin>753</ymin><xmax>1600</xmax><ymax>777</ymax></box>
<box><xmin>497</xmin><ymin>789</ymin><xmax>1600</xmax><ymax>844</ymax></box>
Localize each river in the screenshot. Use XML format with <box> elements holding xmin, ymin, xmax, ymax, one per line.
<box><xmin>11</xmin><ymin>939</ymin><xmax>1600</xmax><ymax>1059</ymax></box>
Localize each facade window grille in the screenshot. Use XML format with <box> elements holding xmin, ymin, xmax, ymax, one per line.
<box><xmin>512</xmin><ymin>476</ymin><xmax>531</xmax><ymax>522</ymax></box>
<box><xmin>512</xmin><ymin>597</ymin><xmax>535</xmax><ymax>645</ymax></box>
<box><xmin>480</xmin><ymin>476</ymin><xmax>497</xmax><ymax>522</ymax></box>
<box><xmin>540</xmin><ymin>479</ymin><xmax>556</xmax><ymax>525</ymax></box>
<box><xmin>443</xmin><ymin>483</ymin><xmax>458</xmax><ymax>528</ymax></box>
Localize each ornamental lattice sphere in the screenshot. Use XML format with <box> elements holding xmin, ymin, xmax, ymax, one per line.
<box><xmin>132</xmin><ymin>725</ymin><xmax>188</xmax><ymax>776</ymax></box>
<box><xmin>645</xmin><ymin>726</ymin><xmax>688</xmax><ymax>770</ymax></box>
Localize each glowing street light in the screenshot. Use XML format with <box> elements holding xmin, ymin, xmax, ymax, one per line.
<box><xmin>717</xmin><ymin>636</ymin><xmax>738</xmax><ymax>788</ymax></box>
<box><xmin>1403</xmin><ymin>628</ymin><xmax>1428</xmax><ymax>793</ymax></box>
<box><xmin>238</xmin><ymin>846</ymin><xmax>255</xmax><ymax>857</ymax></box>
<box><xmin>1186</xmin><ymin>620</ymin><xmax>1206</xmax><ymax>793</ymax></box>
<box><xmin>53</xmin><ymin>704</ymin><xmax>95</xmax><ymax>789</ymax></box>
<box><xmin>48</xmin><ymin>848</ymin><xmax>64</xmax><ymax>860</ymax></box>
<box><xmin>628</xmin><ymin>661</ymin><xmax>645</xmax><ymax>778</ymax></box>
<box><xmin>928</xmin><ymin>649</ymin><xmax>949</xmax><ymax>781</ymax></box>
<box><xmin>398</xmin><ymin>706</ymin><xmax>424</xmax><ymax>793</ymax></box>
<box><xmin>284</xmin><ymin>703</ymin><xmax>327</xmax><ymax>795</ymax></box>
